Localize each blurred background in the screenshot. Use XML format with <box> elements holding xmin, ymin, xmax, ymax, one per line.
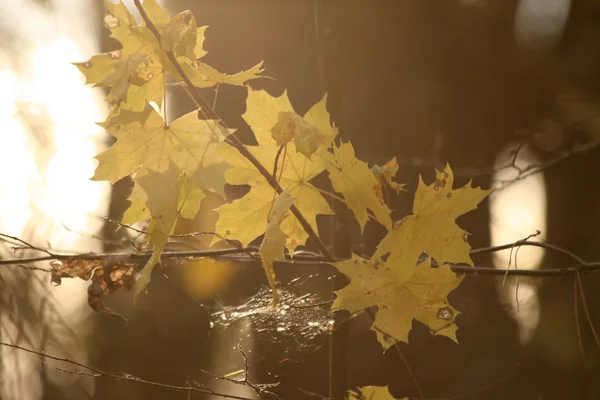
<box><xmin>1</xmin><ymin>0</ymin><xmax>600</xmax><ymax>399</ymax></box>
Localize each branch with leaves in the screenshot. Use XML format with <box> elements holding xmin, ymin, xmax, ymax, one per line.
<box><xmin>2</xmin><ymin>231</ymin><xmax>599</xmax><ymax>278</ymax></box>
<box><xmin>2</xmin><ymin>1</ymin><xmax>590</xmax><ymax>399</ymax></box>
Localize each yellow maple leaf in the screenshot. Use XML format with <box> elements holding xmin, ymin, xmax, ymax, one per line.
<box><xmin>214</xmin><ymin>88</ymin><xmax>338</xmax><ymax>253</ymax></box>
<box><xmin>374</xmin><ymin>164</ymin><xmax>492</xmax><ymax>282</ymax></box>
<box><xmin>270</xmin><ymin>111</ymin><xmax>328</xmax><ymax>159</ymax></box>
<box><xmin>319</xmin><ymin>141</ymin><xmax>393</xmax><ymax>232</ymax></box>
<box><xmin>176</xmin><ymin>173</ymin><xmax>206</xmax><ymax>220</ymax></box>
<box><xmin>161</xmin><ymin>10</ymin><xmax>196</xmax><ymax>55</ymax></box>
<box><xmin>139</xmin><ymin>0</ymin><xmax>170</xmax><ymax>30</ymax></box>
<box><xmin>331</xmin><ymin>165</ymin><xmax>491</xmax><ymax>350</ymax></box>
<box><xmin>132</xmin><ymin>164</ymin><xmax>206</xmax><ymax>302</ymax></box>
<box><xmin>178</xmin><ymin>59</ymin><xmax>265</xmax><ymax>89</ymax></box>
<box><xmin>333</xmin><ymin>255</ymin><xmax>462</xmax><ymax>350</ymax></box>
<box><xmin>75</xmin><ymin>1</ymin><xmax>170</xmax><ymax>111</ymax></box>
<box><xmin>75</xmin><ymin>0</ymin><xmax>208</xmax><ymax>112</ymax></box>
<box><xmin>194</xmin><ymin>26</ymin><xmax>208</xmax><ymax>60</ymax></box>
<box><xmin>371</xmin><ymin>156</ymin><xmax>406</xmax><ymax>203</ymax></box>
<box><xmin>122</xmin><ymin>168</ymin><xmax>151</xmax><ymax>226</ymax></box>
<box><xmin>259</xmin><ymin>191</ymin><xmax>295</xmax><ymax>305</ymax></box>
<box><xmin>348</xmin><ymin>385</ymin><xmax>406</xmax><ymax>400</ymax></box>
<box><xmin>91</xmin><ymin>104</ymin><xmax>230</xmax><ymax>193</ymax></box>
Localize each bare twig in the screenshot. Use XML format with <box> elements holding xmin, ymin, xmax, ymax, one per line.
<box><xmin>386</xmin><ymin>127</ymin><xmax>600</xmax><ymax>190</ymax></box>
<box><xmin>367</xmin><ymin>310</ymin><xmax>424</xmax><ymax>400</ymax></box>
<box><xmin>0</xmin><ymin>233</ymin><xmax>55</xmax><ymax>257</ymax></box>
<box><xmin>0</xmin><ymin>342</ymin><xmax>253</xmax><ymax>400</ymax></box>
<box><xmin>470</xmin><ymin>238</ymin><xmax>586</xmax><ymax>265</ymax></box>
<box><xmin>200</xmin><ymin>345</ymin><xmax>280</xmax><ymax>400</ymax></box>
<box><xmin>574</xmin><ymin>277</ymin><xmax>586</xmax><ymax>363</ymax></box>
<box><xmin>298</xmin><ymin>388</ymin><xmax>330</xmax><ymax>399</ymax></box>
<box><xmin>575</xmin><ymin>271</ymin><xmax>600</xmax><ymax>351</ymax></box>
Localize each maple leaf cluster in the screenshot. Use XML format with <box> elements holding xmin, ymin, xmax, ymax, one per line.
<box><xmin>74</xmin><ymin>0</ymin><xmax>491</xmax><ymax>351</ymax></box>
<box><xmin>75</xmin><ymin>0</ymin><xmax>263</xmax><ymax>301</ymax></box>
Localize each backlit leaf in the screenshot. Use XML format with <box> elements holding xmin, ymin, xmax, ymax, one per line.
<box><xmin>140</xmin><ymin>0</ymin><xmax>170</xmax><ymax>30</ymax></box>
<box><xmin>194</xmin><ymin>26</ymin><xmax>208</xmax><ymax>60</ymax></box>
<box><xmin>214</xmin><ymin>88</ymin><xmax>337</xmax><ymax>253</ymax></box>
<box><xmin>371</xmin><ymin>156</ymin><xmax>406</xmax><ymax>203</ymax></box>
<box><xmin>332</xmin><ymin>165</ymin><xmax>491</xmax><ymax>349</ymax></box>
<box><xmin>92</xmin><ymin>103</ymin><xmax>230</xmax><ymax>192</ymax></box>
<box><xmin>270</xmin><ymin>111</ymin><xmax>327</xmax><ymax>159</ymax></box>
<box><xmin>75</xmin><ymin>1</ymin><xmax>168</xmax><ymax>111</ymax></box>
<box><xmin>182</xmin><ymin>60</ymin><xmax>265</xmax><ymax>89</ymax></box>
<box><xmin>259</xmin><ymin>191</ymin><xmax>295</xmax><ymax>305</ymax></box>
<box><xmin>320</xmin><ymin>141</ymin><xmax>392</xmax><ymax>232</ymax></box>
<box><xmin>161</xmin><ymin>10</ymin><xmax>197</xmax><ymax>57</ymax></box>
<box><xmin>133</xmin><ymin>163</ymin><xmax>205</xmax><ymax>302</ymax></box>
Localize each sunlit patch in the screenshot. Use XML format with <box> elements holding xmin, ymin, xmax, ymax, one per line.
<box><xmin>489</xmin><ymin>144</ymin><xmax>546</xmax><ymax>344</ymax></box>
<box><xmin>180</xmin><ymin>258</ymin><xmax>237</xmax><ymax>299</ymax></box>
<box><xmin>0</xmin><ymin>8</ymin><xmax>109</xmax><ymax>400</ymax></box>
<box><xmin>513</xmin><ymin>0</ymin><xmax>571</xmax><ymax>50</ymax></box>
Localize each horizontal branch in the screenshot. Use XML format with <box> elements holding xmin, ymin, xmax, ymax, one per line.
<box><xmin>1</xmin><ymin>236</ymin><xmax>599</xmax><ymax>278</ymax></box>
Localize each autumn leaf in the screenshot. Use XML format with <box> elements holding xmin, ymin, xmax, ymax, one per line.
<box><xmin>122</xmin><ymin>170</ymin><xmax>151</xmax><ymax>226</ymax></box>
<box><xmin>331</xmin><ymin>165</ymin><xmax>491</xmax><ymax>349</ymax></box>
<box><xmin>259</xmin><ymin>191</ymin><xmax>295</xmax><ymax>305</ymax></box>
<box><xmin>333</xmin><ymin>255</ymin><xmax>463</xmax><ymax>350</ymax></box>
<box><xmin>161</xmin><ymin>10</ymin><xmax>197</xmax><ymax>56</ymax></box>
<box><xmin>270</xmin><ymin>111</ymin><xmax>328</xmax><ymax>159</ymax></box>
<box><xmin>133</xmin><ymin>163</ymin><xmax>206</xmax><ymax>302</ymax></box>
<box><xmin>140</xmin><ymin>0</ymin><xmax>170</xmax><ymax>30</ymax></box>
<box><xmin>214</xmin><ymin>88</ymin><xmax>338</xmax><ymax>253</ymax></box>
<box><xmin>51</xmin><ymin>258</ymin><xmax>136</xmax><ymax>321</ymax></box>
<box><xmin>75</xmin><ymin>1</ymin><xmax>213</xmax><ymax>112</ymax></box>
<box><xmin>92</xmin><ymin>104</ymin><xmax>230</xmax><ymax>192</ymax></box>
<box><xmin>194</xmin><ymin>26</ymin><xmax>208</xmax><ymax>60</ymax></box>
<box><xmin>177</xmin><ymin>173</ymin><xmax>206</xmax><ymax>219</ymax></box>
<box><xmin>74</xmin><ymin>1</ymin><xmax>168</xmax><ymax>111</ymax></box>
<box><xmin>371</xmin><ymin>156</ymin><xmax>406</xmax><ymax>203</ymax></box>
<box><xmin>373</xmin><ymin>164</ymin><xmax>491</xmax><ymax>282</ymax></box>
<box><xmin>348</xmin><ymin>386</ymin><xmax>405</xmax><ymax>400</ymax></box>
<box><xmin>319</xmin><ymin>141</ymin><xmax>393</xmax><ymax>232</ymax></box>
<box><xmin>133</xmin><ymin>164</ymin><xmax>180</xmax><ymax>302</ymax></box>
<box><xmin>179</xmin><ymin>59</ymin><xmax>265</xmax><ymax>89</ymax></box>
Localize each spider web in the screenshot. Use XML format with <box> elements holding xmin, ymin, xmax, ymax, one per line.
<box><xmin>210</xmin><ymin>286</ymin><xmax>333</xmax><ymax>351</ymax></box>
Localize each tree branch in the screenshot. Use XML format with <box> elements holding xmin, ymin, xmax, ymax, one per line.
<box><xmin>131</xmin><ymin>0</ymin><xmax>334</xmax><ymax>263</ymax></box>
<box><xmin>2</xmin><ymin>233</ymin><xmax>600</xmax><ymax>278</ymax></box>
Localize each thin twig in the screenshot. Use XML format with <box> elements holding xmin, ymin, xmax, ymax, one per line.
<box><xmin>298</xmin><ymin>388</ymin><xmax>330</xmax><ymax>399</ymax></box>
<box><xmin>574</xmin><ymin>277</ymin><xmax>586</xmax><ymax>363</ymax></box>
<box><xmin>367</xmin><ymin>309</ymin><xmax>424</xmax><ymax>400</ymax></box>
<box><xmin>0</xmin><ymin>342</ymin><xmax>252</xmax><ymax>400</ymax></box>
<box><xmin>200</xmin><ymin>345</ymin><xmax>280</xmax><ymax>400</ymax></box>
<box><xmin>0</xmin><ymin>233</ymin><xmax>55</xmax><ymax>257</ymax></box>
<box><xmin>471</xmin><ymin>238</ymin><xmax>586</xmax><ymax>265</ymax></box>
<box><xmin>575</xmin><ymin>270</ymin><xmax>600</xmax><ymax>351</ymax></box>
